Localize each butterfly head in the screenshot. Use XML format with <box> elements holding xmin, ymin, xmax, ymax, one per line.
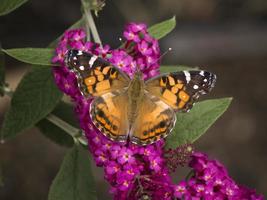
<box><xmin>133</xmin><ymin>70</ymin><xmax>143</xmax><ymax>80</ymax></box>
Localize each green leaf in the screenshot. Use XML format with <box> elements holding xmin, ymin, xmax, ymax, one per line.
<box><xmin>48</xmin><ymin>145</ymin><xmax>97</xmax><ymax>200</ymax></box>
<box><xmin>0</xmin><ymin>0</ymin><xmax>28</xmax><ymax>16</ymax></box>
<box><xmin>148</xmin><ymin>16</ymin><xmax>176</xmax><ymax>39</ymax></box>
<box><xmin>49</xmin><ymin>18</ymin><xmax>85</xmax><ymax>48</ymax></box>
<box><xmin>0</xmin><ymin>45</ymin><xmax>5</xmax><ymax>96</ymax></box>
<box><xmin>165</xmin><ymin>98</ymin><xmax>232</xmax><ymax>149</ymax></box>
<box><xmin>160</xmin><ymin>65</ymin><xmax>197</xmax><ymax>74</ymax></box>
<box><xmin>0</xmin><ymin>68</ymin><xmax>63</xmax><ymax>139</ymax></box>
<box><xmin>2</xmin><ymin>48</ymin><xmax>56</xmax><ymax>66</ymax></box>
<box><xmin>37</xmin><ymin>102</ymin><xmax>78</xmax><ymax>147</ymax></box>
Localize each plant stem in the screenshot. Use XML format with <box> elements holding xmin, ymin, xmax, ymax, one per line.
<box><xmin>81</xmin><ymin>0</ymin><xmax>102</xmax><ymax>46</ymax></box>
<box><xmin>46</xmin><ymin>114</ymin><xmax>87</xmax><ymax>146</ymax></box>
<box><xmin>185</xmin><ymin>170</ymin><xmax>194</xmax><ymax>181</ymax></box>
<box><xmin>83</xmin><ymin>14</ymin><xmax>91</xmax><ymax>41</ymax></box>
<box><xmin>1</xmin><ymin>86</ymin><xmax>87</xmax><ymax>146</ymax></box>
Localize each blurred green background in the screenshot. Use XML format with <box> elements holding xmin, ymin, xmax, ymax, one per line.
<box><xmin>0</xmin><ymin>0</ymin><xmax>267</xmax><ymax>199</ymax></box>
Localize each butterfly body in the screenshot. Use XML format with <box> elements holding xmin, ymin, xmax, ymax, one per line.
<box><xmin>65</xmin><ymin>49</ymin><xmax>216</xmax><ymax>145</ymax></box>
<box><xmin>126</xmin><ymin>71</ymin><xmax>145</xmax><ymax>125</ymax></box>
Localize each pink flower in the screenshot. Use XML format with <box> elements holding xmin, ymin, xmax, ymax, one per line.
<box><xmin>117</xmin><ymin>147</ymin><xmax>135</xmax><ymax>164</ymax></box>
<box><xmin>149</xmin><ymin>156</ymin><xmax>162</xmax><ymax>172</ymax></box>
<box><xmin>110</xmin><ymin>145</ymin><xmax>121</xmax><ymax>160</ymax></box>
<box><xmin>174</xmin><ymin>180</ymin><xmax>187</xmax><ymax>198</ymax></box>
<box><xmin>95</xmin><ymin>149</ymin><xmax>108</xmax><ymax>166</ymax></box>
<box><xmin>106</xmin><ymin>161</ymin><xmax>120</xmax><ymax>175</ymax></box>
<box><xmin>123</xmin><ymin>30</ymin><xmax>140</xmax><ymax>42</ymax></box>
<box><xmin>138</xmin><ymin>40</ymin><xmax>153</xmax><ymax>56</ymax></box>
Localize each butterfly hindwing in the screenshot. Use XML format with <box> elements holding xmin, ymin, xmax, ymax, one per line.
<box><xmin>65</xmin><ymin>49</ymin><xmax>130</xmax><ymax>97</ymax></box>
<box><xmin>90</xmin><ymin>91</ymin><xmax>130</xmax><ymax>143</ymax></box>
<box><xmin>145</xmin><ymin>70</ymin><xmax>216</xmax><ymax>112</ymax></box>
<box><xmin>130</xmin><ymin>94</ymin><xmax>176</xmax><ymax>145</ymax></box>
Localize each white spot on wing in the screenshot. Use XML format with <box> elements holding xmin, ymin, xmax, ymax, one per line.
<box><xmin>200</xmin><ymin>71</ymin><xmax>205</xmax><ymax>76</ymax></box>
<box><xmin>193</xmin><ymin>85</ymin><xmax>199</xmax><ymax>89</ymax></box>
<box><xmin>77</xmin><ymin>51</ymin><xmax>83</xmax><ymax>55</ymax></box>
<box><xmin>79</xmin><ymin>65</ymin><xmax>85</xmax><ymax>70</ymax></box>
<box><xmin>203</xmin><ymin>78</ymin><xmax>207</xmax><ymax>82</ymax></box>
<box><xmin>89</xmin><ymin>55</ymin><xmax>98</xmax><ymax>67</ymax></box>
<box><xmin>183</xmin><ymin>71</ymin><xmax>191</xmax><ymax>83</ymax></box>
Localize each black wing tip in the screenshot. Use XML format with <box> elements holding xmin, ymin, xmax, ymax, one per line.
<box><xmin>209</xmin><ymin>72</ymin><xmax>217</xmax><ymax>89</ymax></box>
<box><xmin>64</xmin><ymin>49</ymin><xmax>93</xmax><ymax>65</ymax></box>
<box><xmin>184</xmin><ymin>70</ymin><xmax>217</xmax><ymax>90</ymax></box>
<box><xmin>64</xmin><ymin>49</ymin><xmax>76</xmax><ymax>66</ymax></box>
<box><xmin>203</xmin><ymin>71</ymin><xmax>216</xmax><ymax>91</ymax></box>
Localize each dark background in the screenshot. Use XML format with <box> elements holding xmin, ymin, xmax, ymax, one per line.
<box><xmin>0</xmin><ymin>0</ymin><xmax>267</xmax><ymax>199</ymax></box>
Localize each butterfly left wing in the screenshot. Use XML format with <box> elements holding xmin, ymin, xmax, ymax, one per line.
<box><xmin>130</xmin><ymin>94</ymin><xmax>176</xmax><ymax>145</ymax></box>
<box><xmin>90</xmin><ymin>91</ymin><xmax>130</xmax><ymax>143</ymax></box>
<box><xmin>145</xmin><ymin>70</ymin><xmax>216</xmax><ymax>112</ymax></box>
<box><xmin>65</xmin><ymin>49</ymin><xmax>130</xmax><ymax>98</ymax></box>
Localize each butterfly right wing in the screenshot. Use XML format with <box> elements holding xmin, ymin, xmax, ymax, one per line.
<box><xmin>130</xmin><ymin>94</ymin><xmax>176</xmax><ymax>145</ymax></box>
<box><xmin>65</xmin><ymin>49</ymin><xmax>130</xmax><ymax>98</ymax></box>
<box><xmin>145</xmin><ymin>70</ymin><xmax>216</xmax><ymax>112</ymax></box>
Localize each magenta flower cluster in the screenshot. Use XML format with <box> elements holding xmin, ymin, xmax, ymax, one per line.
<box><xmin>52</xmin><ymin>23</ymin><xmax>263</xmax><ymax>199</ymax></box>
<box><xmin>174</xmin><ymin>152</ymin><xmax>263</xmax><ymax>200</ymax></box>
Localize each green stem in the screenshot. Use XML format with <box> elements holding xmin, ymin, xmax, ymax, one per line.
<box><xmin>185</xmin><ymin>170</ymin><xmax>194</xmax><ymax>181</ymax></box>
<box><xmin>46</xmin><ymin>114</ymin><xmax>87</xmax><ymax>146</ymax></box>
<box><xmin>83</xmin><ymin>14</ymin><xmax>91</xmax><ymax>41</ymax></box>
<box><xmin>81</xmin><ymin>0</ymin><xmax>102</xmax><ymax>46</ymax></box>
<box><xmin>1</xmin><ymin>86</ymin><xmax>87</xmax><ymax>146</ymax></box>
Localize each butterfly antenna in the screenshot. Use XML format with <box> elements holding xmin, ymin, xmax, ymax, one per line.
<box><xmin>161</xmin><ymin>47</ymin><xmax>172</xmax><ymax>59</ymax></box>
<box><xmin>151</xmin><ymin>47</ymin><xmax>173</xmax><ymax>66</ymax></box>
<box><xmin>118</xmin><ymin>37</ymin><xmax>124</xmax><ymax>46</ymax></box>
<box><xmin>136</xmin><ymin>61</ymin><xmax>141</xmax><ymax>73</ymax></box>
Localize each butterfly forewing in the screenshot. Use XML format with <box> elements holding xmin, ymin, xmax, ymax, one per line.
<box><xmin>145</xmin><ymin>70</ymin><xmax>216</xmax><ymax>112</ymax></box>
<box><xmin>65</xmin><ymin>49</ymin><xmax>130</xmax><ymax>98</ymax></box>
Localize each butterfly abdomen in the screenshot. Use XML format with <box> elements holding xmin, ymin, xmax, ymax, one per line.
<box><xmin>127</xmin><ymin>72</ymin><xmax>145</xmax><ymax>125</ymax></box>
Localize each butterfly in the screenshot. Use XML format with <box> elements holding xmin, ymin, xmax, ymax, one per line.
<box><xmin>64</xmin><ymin>49</ymin><xmax>216</xmax><ymax>145</ymax></box>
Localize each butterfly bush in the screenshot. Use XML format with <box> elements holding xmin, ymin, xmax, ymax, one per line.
<box><xmin>52</xmin><ymin>23</ymin><xmax>263</xmax><ymax>199</ymax></box>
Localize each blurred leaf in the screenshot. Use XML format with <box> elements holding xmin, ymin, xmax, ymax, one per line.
<box><xmin>48</xmin><ymin>145</ymin><xmax>97</xmax><ymax>200</ymax></box>
<box><xmin>2</xmin><ymin>48</ymin><xmax>55</xmax><ymax>66</ymax></box>
<box><xmin>148</xmin><ymin>16</ymin><xmax>176</xmax><ymax>39</ymax></box>
<box><xmin>0</xmin><ymin>68</ymin><xmax>63</xmax><ymax>140</ymax></box>
<box><xmin>0</xmin><ymin>0</ymin><xmax>28</xmax><ymax>16</ymax></box>
<box><xmin>49</xmin><ymin>18</ymin><xmax>85</xmax><ymax>48</ymax></box>
<box><xmin>0</xmin><ymin>45</ymin><xmax>5</xmax><ymax>96</ymax></box>
<box><xmin>165</xmin><ymin>98</ymin><xmax>232</xmax><ymax>149</ymax></box>
<box><xmin>0</xmin><ymin>45</ymin><xmax>5</xmax><ymax>84</ymax></box>
<box><xmin>37</xmin><ymin>102</ymin><xmax>78</xmax><ymax>147</ymax></box>
<box><xmin>160</xmin><ymin>65</ymin><xmax>197</xmax><ymax>74</ymax></box>
<box><xmin>0</xmin><ymin>165</ymin><xmax>3</xmax><ymax>187</ymax></box>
